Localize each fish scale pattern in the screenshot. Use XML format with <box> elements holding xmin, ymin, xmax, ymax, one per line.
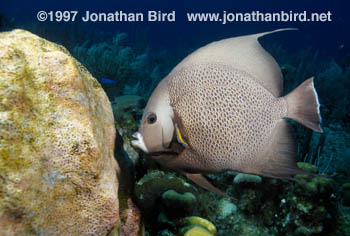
<box><xmin>167</xmin><ymin>63</ymin><xmax>286</xmax><ymax>172</ymax></box>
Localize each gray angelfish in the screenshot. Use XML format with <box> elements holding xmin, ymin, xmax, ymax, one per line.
<box><xmin>132</xmin><ymin>29</ymin><xmax>323</xmax><ymax>196</ymax></box>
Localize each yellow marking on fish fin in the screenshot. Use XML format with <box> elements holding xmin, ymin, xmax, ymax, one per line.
<box><xmin>175</xmin><ymin>123</ymin><xmax>189</xmax><ymax>148</ymax></box>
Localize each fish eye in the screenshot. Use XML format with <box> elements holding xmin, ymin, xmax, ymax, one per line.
<box><xmin>147</xmin><ymin>113</ymin><xmax>157</xmax><ymax>124</ymax></box>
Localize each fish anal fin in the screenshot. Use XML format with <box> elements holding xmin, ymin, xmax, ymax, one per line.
<box><xmin>185</xmin><ymin>173</ymin><xmax>229</xmax><ymax>197</ymax></box>
<box><xmin>258</xmin><ymin>120</ymin><xmax>304</xmax><ymax>179</ymax></box>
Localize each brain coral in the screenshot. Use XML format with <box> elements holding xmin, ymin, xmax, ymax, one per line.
<box><xmin>0</xmin><ymin>29</ymin><xmax>120</xmax><ymax>236</ymax></box>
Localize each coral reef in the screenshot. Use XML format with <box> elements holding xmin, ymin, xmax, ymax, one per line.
<box><xmin>0</xmin><ymin>30</ymin><xmax>119</xmax><ymax>235</ymax></box>
<box><xmin>73</xmin><ymin>33</ymin><xmax>165</xmax><ymax>98</ymax></box>
<box><xmin>133</xmin><ymin>170</ymin><xmax>201</xmax><ymax>234</ymax></box>
<box><xmin>295</xmin><ymin>174</ymin><xmax>334</xmax><ymax>197</ymax></box>
<box><xmin>156</xmin><ymin>216</ymin><xmax>217</xmax><ymax>236</ymax></box>
<box><xmin>115</xmin><ymin>129</ymin><xmax>144</xmax><ymax>236</ymax></box>
<box><xmin>299</xmin><ymin>124</ymin><xmax>350</xmax><ymax>175</ymax></box>
<box><xmin>296</xmin><ymin>162</ymin><xmax>318</xmax><ymax>174</ymax></box>
<box><xmin>195</xmin><ymin>177</ymin><xmax>336</xmax><ymax>235</ymax></box>
<box><xmin>162</xmin><ymin>190</ymin><xmax>197</xmax><ymax>218</ymax></box>
<box><xmin>112</xmin><ymin>95</ymin><xmax>146</xmax><ymax>129</ymax></box>
<box><xmin>217</xmin><ymin>198</ymin><xmax>237</xmax><ymax>218</ymax></box>
<box><xmin>73</xmin><ymin>32</ymin><xmax>134</xmax><ymax>81</ymax></box>
<box><xmin>112</xmin><ymin>95</ymin><xmax>147</xmax><ymax>165</ymax></box>
<box><xmin>134</xmin><ymin>170</ymin><xmax>198</xmax><ymax>218</ymax></box>
<box><xmin>178</xmin><ymin>225</ymin><xmax>214</xmax><ymax>236</ymax></box>
<box><xmin>233</xmin><ymin>173</ymin><xmax>262</xmax><ymax>184</ymax></box>
<box><xmin>179</xmin><ymin>216</ymin><xmax>217</xmax><ymax>235</ymax></box>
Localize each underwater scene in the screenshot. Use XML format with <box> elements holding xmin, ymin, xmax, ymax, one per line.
<box><xmin>0</xmin><ymin>0</ymin><xmax>350</xmax><ymax>235</ymax></box>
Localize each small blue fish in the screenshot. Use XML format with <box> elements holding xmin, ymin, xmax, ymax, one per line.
<box><xmin>98</xmin><ymin>77</ymin><xmax>117</xmax><ymax>84</ymax></box>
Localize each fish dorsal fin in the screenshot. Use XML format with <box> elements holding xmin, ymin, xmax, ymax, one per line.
<box><xmin>171</xmin><ymin>28</ymin><xmax>297</xmax><ymax>97</ymax></box>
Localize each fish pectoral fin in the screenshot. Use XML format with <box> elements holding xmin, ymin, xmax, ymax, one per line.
<box><xmin>185</xmin><ymin>173</ymin><xmax>229</xmax><ymax>197</ymax></box>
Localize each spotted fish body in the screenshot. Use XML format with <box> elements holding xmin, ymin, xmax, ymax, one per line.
<box><xmin>132</xmin><ymin>29</ymin><xmax>323</xmax><ymax>194</ymax></box>
<box><xmin>167</xmin><ymin>63</ymin><xmax>287</xmax><ymax>174</ymax></box>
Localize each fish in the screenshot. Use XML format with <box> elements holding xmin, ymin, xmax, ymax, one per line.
<box><xmin>98</xmin><ymin>77</ymin><xmax>117</xmax><ymax>84</ymax></box>
<box><xmin>131</xmin><ymin>29</ymin><xmax>323</xmax><ymax>196</ymax></box>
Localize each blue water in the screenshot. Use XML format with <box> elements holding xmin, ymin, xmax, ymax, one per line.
<box><xmin>1</xmin><ymin>0</ymin><xmax>349</xmax><ymax>54</ymax></box>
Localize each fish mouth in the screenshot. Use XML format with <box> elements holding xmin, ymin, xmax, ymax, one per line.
<box><xmin>131</xmin><ymin>132</ymin><xmax>149</xmax><ymax>153</ymax></box>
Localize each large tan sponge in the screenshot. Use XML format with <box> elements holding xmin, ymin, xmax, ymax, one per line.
<box><xmin>0</xmin><ymin>30</ymin><xmax>119</xmax><ymax>236</ymax></box>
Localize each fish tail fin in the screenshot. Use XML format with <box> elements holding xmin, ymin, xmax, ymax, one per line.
<box><xmin>284</xmin><ymin>77</ymin><xmax>323</xmax><ymax>133</ymax></box>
